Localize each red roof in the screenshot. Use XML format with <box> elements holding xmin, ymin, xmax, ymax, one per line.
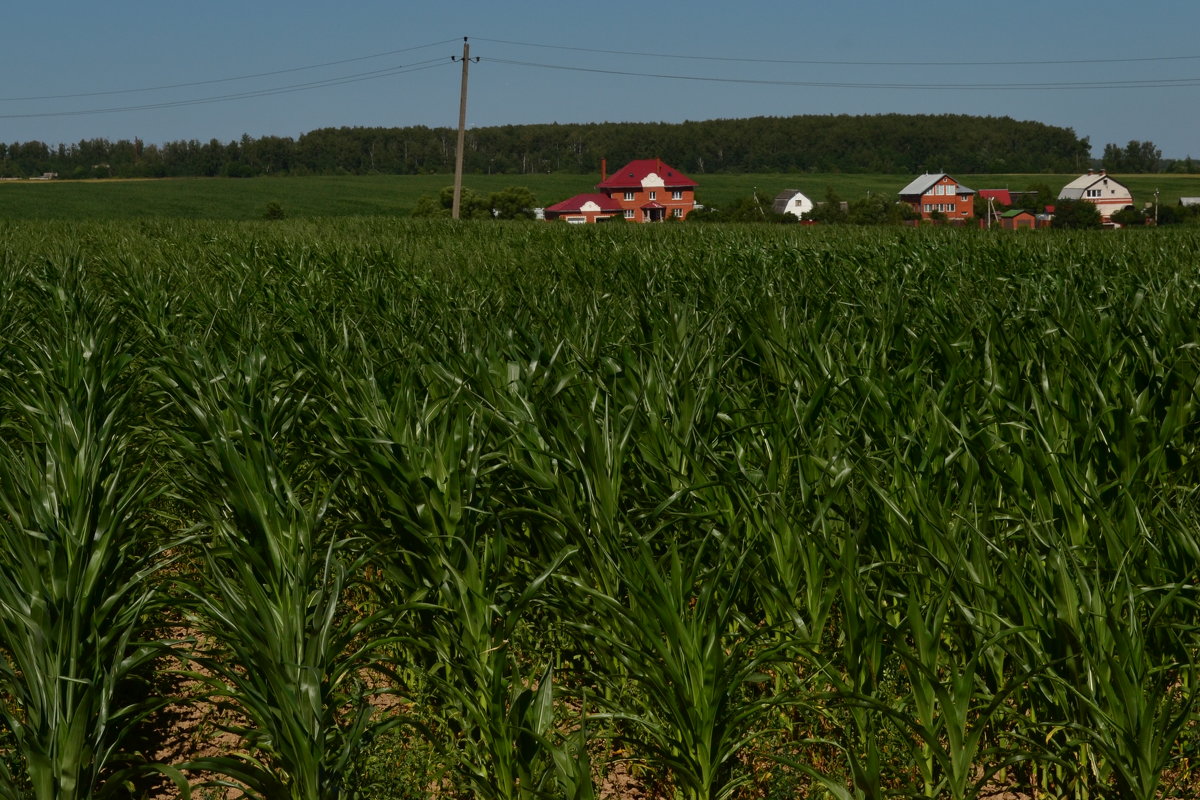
<box><xmin>544</xmin><ymin>193</ymin><xmax>623</xmax><ymax>213</ymax></box>
<box><xmin>597</xmin><ymin>159</ymin><xmax>697</xmax><ymax>190</ymax></box>
<box><xmin>640</xmin><ymin>201</ymin><xmax>666</xmax><ymax>210</ymax></box>
<box><xmin>979</xmin><ymin>189</ymin><xmax>1012</xmax><ymax>206</ymax></box>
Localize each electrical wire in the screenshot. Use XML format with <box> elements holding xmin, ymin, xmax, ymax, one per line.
<box><xmin>485</xmin><ymin>57</ymin><xmax>1200</xmax><ymax>90</ymax></box>
<box><xmin>0</xmin><ymin>59</ymin><xmax>452</xmax><ymax>120</ymax></box>
<box><xmin>5</xmin><ymin>34</ymin><xmax>1197</xmax><ymax>125</ymax></box>
<box><xmin>0</xmin><ymin>38</ymin><xmax>460</xmax><ymax>103</ymax></box>
<box><xmin>473</xmin><ymin>36</ymin><xmax>1200</xmax><ymax>68</ymax></box>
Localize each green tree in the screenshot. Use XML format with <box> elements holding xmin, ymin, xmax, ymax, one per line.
<box><xmin>846</xmin><ymin>194</ymin><xmax>914</xmax><ymax>225</ymax></box>
<box><xmin>1124</xmin><ymin>140</ymin><xmax>1162</xmax><ymax>173</ymax></box>
<box><xmin>687</xmin><ymin>190</ymin><xmax>791</xmax><ymax>223</ymax></box>
<box><xmin>1102</xmin><ymin>142</ymin><xmax>1126</xmax><ymax>172</ymax></box>
<box><xmin>1025</xmin><ymin>182</ymin><xmax>1055</xmax><ymax>212</ymax></box>
<box><xmin>1110</xmin><ymin>205</ymin><xmax>1145</xmax><ymax>227</ymax></box>
<box><xmin>410</xmin><ymin>186</ymin><xmax>490</xmax><ymax>219</ymax></box>
<box><xmin>802</xmin><ymin>186</ymin><xmax>848</xmax><ymax>224</ymax></box>
<box><xmin>488</xmin><ymin>186</ymin><xmax>537</xmax><ymax>220</ymax></box>
<box><xmin>1052</xmin><ymin>198</ymin><xmax>1103</xmax><ymax>229</ymax></box>
<box><xmin>1103</xmin><ymin>140</ymin><xmax>1162</xmax><ymax>173</ymax></box>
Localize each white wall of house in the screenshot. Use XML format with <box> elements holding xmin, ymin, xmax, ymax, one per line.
<box><xmin>779</xmin><ymin>192</ymin><xmax>814</xmax><ymax>218</ymax></box>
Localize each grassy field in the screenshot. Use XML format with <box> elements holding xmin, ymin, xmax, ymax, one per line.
<box><xmin>3</xmin><ymin>171</ymin><xmax>1198</xmax><ymax>220</ymax></box>
<box><xmin>1</xmin><ymin>219</ymin><xmax>1200</xmax><ymax>800</ymax></box>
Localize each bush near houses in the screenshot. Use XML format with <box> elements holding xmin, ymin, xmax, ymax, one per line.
<box><xmin>411</xmin><ymin>185</ymin><xmax>537</xmax><ymax>219</ymax></box>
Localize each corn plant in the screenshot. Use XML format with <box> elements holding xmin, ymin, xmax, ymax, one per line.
<box><xmin>315</xmin><ymin>342</ymin><xmax>581</xmax><ymax>800</ymax></box>
<box><xmin>564</xmin><ymin>529</ymin><xmax>789</xmax><ymax>800</ymax></box>
<box><xmin>0</xmin><ymin>219</ymin><xmax>1198</xmax><ymax>800</ymax></box>
<box><xmin>154</xmin><ymin>343</ymin><xmax>399</xmax><ymax>800</ymax></box>
<box><xmin>0</xmin><ymin>267</ymin><xmax>168</xmax><ymax>800</ymax></box>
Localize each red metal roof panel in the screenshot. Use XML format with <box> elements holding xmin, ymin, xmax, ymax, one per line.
<box><xmin>596</xmin><ymin>159</ymin><xmax>697</xmax><ymax>189</ymax></box>
<box><xmin>545</xmin><ymin>193</ymin><xmax>624</xmax><ymax>213</ymax></box>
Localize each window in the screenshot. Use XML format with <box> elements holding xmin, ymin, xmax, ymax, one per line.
<box><xmin>624</xmin><ymin>209</ymin><xmax>635</xmax><ymax>219</ymax></box>
<box><xmin>923</xmin><ymin>203</ymin><xmax>932</xmax><ymax>212</ymax></box>
<box><xmin>672</xmin><ymin>190</ymin><xmax>683</xmax><ymax>200</ymax></box>
<box><xmin>624</xmin><ymin>191</ymin><xmax>635</xmax><ymax>201</ymax></box>
<box><xmin>672</xmin><ymin>208</ymin><xmax>683</xmax><ymax>218</ymax></box>
<box><xmin>649</xmin><ymin>191</ymin><xmax>657</xmax><ymax>200</ymax></box>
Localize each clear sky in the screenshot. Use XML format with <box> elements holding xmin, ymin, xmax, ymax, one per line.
<box><xmin>3</xmin><ymin>1</ymin><xmax>1198</xmax><ymax>159</ymax></box>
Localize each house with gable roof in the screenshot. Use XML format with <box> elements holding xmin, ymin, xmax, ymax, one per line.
<box><xmin>1057</xmin><ymin>170</ymin><xmax>1133</xmax><ymax>226</ymax></box>
<box><xmin>596</xmin><ymin>159</ymin><xmax>698</xmax><ymax>222</ymax></box>
<box><xmin>898</xmin><ymin>173</ymin><xmax>976</xmax><ymax>221</ymax></box>
<box><xmin>773</xmin><ymin>189</ymin><xmax>814</xmax><ymax>219</ymax></box>
<box><xmin>545</xmin><ymin>159</ymin><xmax>698</xmax><ymax>223</ymax></box>
<box><xmin>542</xmin><ymin>193</ymin><xmax>624</xmax><ymax>223</ymax></box>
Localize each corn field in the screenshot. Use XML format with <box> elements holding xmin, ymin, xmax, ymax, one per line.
<box><xmin>1</xmin><ymin>219</ymin><xmax>1199</xmax><ymax>800</ymax></box>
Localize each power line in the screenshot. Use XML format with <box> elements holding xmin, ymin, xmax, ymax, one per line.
<box><xmin>0</xmin><ymin>60</ymin><xmax>452</xmax><ymax>120</ymax></box>
<box><xmin>485</xmin><ymin>57</ymin><xmax>1200</xmax><ymax>90</ymax></box>
<box><xmin>474</xmin><ymin>36</ymin><xmax>1200</xmax><ymax>68</ymax></box>
<box><xmin>0</xmin><ymin>38</ymin><xmax>459</xmax><ymax>103</ymax></box>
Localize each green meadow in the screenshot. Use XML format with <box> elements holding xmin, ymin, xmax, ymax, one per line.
<box><xmin>2</xmin><ymin>172</ymin><xmax>1198</xmax><ymax>220</ymax></box>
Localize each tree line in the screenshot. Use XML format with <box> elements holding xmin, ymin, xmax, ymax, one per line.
<box><xmin>1</xmin><ymin>115</ymin><xmax>1193</xmax><ymax>179</ymax></box>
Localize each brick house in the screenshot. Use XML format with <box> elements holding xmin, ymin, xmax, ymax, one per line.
<box><xmin>597</xmin><ymin>159</ymin><xmax>698</xmax><ymax>222</ymax></box>
<box><xmin>546</xmin><ymin>159</ymin><xmax>698</xmax><ymax>223</ymax></box>
<box><xmin>898</xmin><ymin>173</ymin><xmax>976</xmax><ymax>221</ymax></box>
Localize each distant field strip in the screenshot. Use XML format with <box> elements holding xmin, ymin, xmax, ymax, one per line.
<box><xmin>2</xmin><ymin>172</ymin><xmax>1198</xmax><ymax>220</ymax></box>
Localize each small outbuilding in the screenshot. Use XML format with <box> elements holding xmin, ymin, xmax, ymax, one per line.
<box><xmin>999</xmin><ymin>209</ymin><xmax>1038</xmax><ymax>230</ymax></box>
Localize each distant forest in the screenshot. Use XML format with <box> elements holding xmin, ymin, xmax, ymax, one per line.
<box><xmin>1</xmin><ymin>114</ymin><xmax>1191</xmax><ymax>179</ymax></box>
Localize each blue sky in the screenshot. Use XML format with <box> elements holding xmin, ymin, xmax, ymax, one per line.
<box><xmin>3</xmin><ymin>1</ymin><xmax>1198</xmax><ymax>158</ymax></box>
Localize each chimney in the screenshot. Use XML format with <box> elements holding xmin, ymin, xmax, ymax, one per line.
<box><xmin>601</xmin><ymin>158</ymin><xmax>607</xmax><ymax>182</ymax></box>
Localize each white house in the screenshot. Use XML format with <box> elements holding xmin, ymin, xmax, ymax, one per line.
<box><xmin>773</xmin><ymin>189</ymin><xmax>814</xmax><ymax>219</ymax></box>
<box><xmin>1057</xmin><ymin>170</ymin><xmax>1133</xmax><ymax>225</ymax></box>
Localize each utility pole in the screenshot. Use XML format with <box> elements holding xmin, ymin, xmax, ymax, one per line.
<box><xmin>451</xmin><ymin>37</ymin><xmax>477</xmax><ymax>220</ymax></box>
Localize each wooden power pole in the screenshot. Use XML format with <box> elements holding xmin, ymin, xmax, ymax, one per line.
<box><xmin>451</xmin><ymin>37</ymin><xmax>475</xmax><ymax>220</ymax></box>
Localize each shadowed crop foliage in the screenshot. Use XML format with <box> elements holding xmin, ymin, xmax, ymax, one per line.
<box><xmin>0</xmin><ymin>220</ymin><xmax>1198</xmax><ymax>800</ymax></box>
